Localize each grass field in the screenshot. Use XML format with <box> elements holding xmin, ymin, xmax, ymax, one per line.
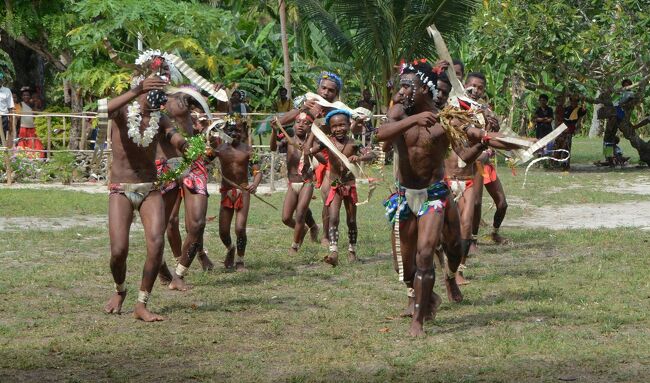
<box><xmin>1</xmin><ymin>137</ymin><xmax>650</xmax><ymax>382</ymax></box>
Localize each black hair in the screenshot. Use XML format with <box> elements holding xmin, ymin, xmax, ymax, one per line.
<box><xmin>452</xmin><ymin>58</ymin><xmax>465</xmax><ymax>77</ymax></box>
<box><xmin>466</xmin><ymin>72</ymin><xmax>486</xmax><ymax>83</ymax></box>
<box><xmin>539</xmin><ymin>94</ymin><xmax>549</xmax><ymax>101</ymax></box>
<box><xmin>279</xmin><ymin>87</ymin><xmax>287</xmax><ymax>92</ymax></box>
<box><xmin>401</xmin><ymin>60</ymin><xmax>439</xmax><ymax>98</ymax></box>
<box><xmin>622</xmin><ymin>79</ymin><xmax>632</xmax><ymax>87</ymax></box>
<box><xmin>438</xmin><ymin>72</ymin><xmax>452</xmax><ymax>89</ymax></box>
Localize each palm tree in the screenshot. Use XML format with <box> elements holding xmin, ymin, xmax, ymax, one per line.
<box><xmin>293</xmin><ymin>0</ymin><xmax>480</xmax><ymax>105</ymax></box>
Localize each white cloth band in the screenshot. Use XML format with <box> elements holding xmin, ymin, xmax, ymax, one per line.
<box><xmin>175</xmin><ymin>263</ymin><xmax>189</xmax><ymax>277</ymax></box>
<box><xmin>137</xmin><ymin>290</ymin><xmax>150</xmax><ymax>305</ymax></box>
<box><xmin>115</xmin><ymin>282</ymin><xmax>126</xmax><ymax>293</ymax></box>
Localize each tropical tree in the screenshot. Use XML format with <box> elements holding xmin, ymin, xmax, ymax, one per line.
<box><xmin>465</xmin><ymin>0</ymin><xmax>650</xmax><ymax>161</ymax></box>
<box><xmin>293</xmin><ymin>0</ymin><xmax>481</xmax><ymax>106</ymax></box>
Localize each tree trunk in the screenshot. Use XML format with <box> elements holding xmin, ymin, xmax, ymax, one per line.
<box><xmin>588</xmin><ymin>91</ymin><xmax>602</xmax><ymax>137</ymax></box>
<box><xmin>279</xmin><ymin>0</ymin><xmax>292</xmax><ymax>99</ymax></box>
<box><xmin>68</xmin><ymin>84</ymin><xmax>83</xmax><ymax>150</ymax></box>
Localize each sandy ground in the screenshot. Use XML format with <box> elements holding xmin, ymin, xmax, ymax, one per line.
<box><xmin>1</xmin><ymin>179</ymin><xmax>649</xmax><ymax>232</ymax></box>
<box><xmin>504</xmin><ymin>201</ymin><xmax>650</xmax><ymax>231</ymax></box>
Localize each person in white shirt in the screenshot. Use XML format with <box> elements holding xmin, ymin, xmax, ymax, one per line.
<box><xmin>0</xmin><ymin>71</ymin><xmax>15</xmax><ymax>140</ymax></box>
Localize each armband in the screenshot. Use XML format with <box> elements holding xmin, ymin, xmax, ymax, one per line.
<box><xmin>165</xmin><ymin>128</ymin><xmax>179</xmax><ymax>141</ymax></box>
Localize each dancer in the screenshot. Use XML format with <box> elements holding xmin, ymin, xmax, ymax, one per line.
<box><xmin>156</xmin><ymin>89</ymin><xmax>215</xmax><ymax>291</ymax></box>
<box><xmin>270</xmin><ymin>111</ymin><xmax>320</xmax><ymax>254</ymax></box>
<box><xmin>213</xmin><ymin>114</ymin><xmax>262</xmax><ymax>271</ymax></box>
<box><xmin>311</xmin><ymin>109</ymin><xmax>375</xmax><ymax>266</ymax></box>
<box><xmin>103</xmin><ymin>54</ymin><xmax>189</xmax><ymax>321</ymax></box>
<box><xmin>279</xmin><ymin>71</ymin><xmax>343</xmax><ymax>246</ymax></box>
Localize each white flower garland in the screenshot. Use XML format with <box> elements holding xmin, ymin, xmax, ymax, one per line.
<box><xmin>127</xmin><ymin>101</ymin><xmax>159</xmax><ymax>147</ymax></box>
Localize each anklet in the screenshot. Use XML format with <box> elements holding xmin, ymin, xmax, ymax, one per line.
<box><xmin>115</xmin><ymin>282</ymin><xmax>126</xmax><ymax>293</ymax></box>
<box><xmin>175</xmin><ymin>263</ymin><xmax>189</xmax><ymax>277</ymax></box>
<box><xmin>236</xmin><ymin>256</ymin><xmax>245</xmax><ymax>264</ymax></box>
<box><xmin>137</xmin><ymin>290</ymin><xmax>150</xmax><ymax>305</ymax></box>
<box><xmin>407</xmin><ymin>288</ymin><xmax>415</xmax><ymax>298</ymax></box>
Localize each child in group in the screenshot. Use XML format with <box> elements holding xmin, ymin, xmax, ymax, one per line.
<box><xmin>309</xmin><ymin>109</ymin><xmax>375</xmax><ymax>266</ymax></box>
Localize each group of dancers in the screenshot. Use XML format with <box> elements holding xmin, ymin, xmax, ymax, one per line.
<box><xmin>101</xmin><ymin>49</ymin><xmax>528</xmax><ymax>336</ymax></box>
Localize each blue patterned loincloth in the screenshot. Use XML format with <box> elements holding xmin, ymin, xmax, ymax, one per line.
<box><xmin>384</xmin><ymin>181</ymin><xmax>449</xmax><ymax>223</ymax></box>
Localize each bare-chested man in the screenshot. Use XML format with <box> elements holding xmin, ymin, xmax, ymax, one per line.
<box><xmin>310</xmin><ymin>109</ymin><xmax>375</xmax><ymax>266</ymax></box>
<box><xmin>103</xmin><ymin>54</ymin><xmax>190</xmax><ymax>321</ymax></box>
<box><xmin>377</xmin><ymin>61</ymin><xmax>468</xmax><ymax>336</ymax></box>
<box><xmin>155</xmin><ymin>93</ymin><xmax>215</xmax><ymax>291</ymax></box>
<box><xmin>279</xmin><ymin>71</ymin><xmax>343</xmax><ymax>246</ymax></box>
<box><xmin>270</xmin><ymin>111</ymin><xmax>320</xmax><ymax>254</ymax></box>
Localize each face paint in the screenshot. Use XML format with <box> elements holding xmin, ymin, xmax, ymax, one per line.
<box><xmin>400</xmin><ymin>78</ymin><xmax>417</xmax><ymax>112</ymax></box>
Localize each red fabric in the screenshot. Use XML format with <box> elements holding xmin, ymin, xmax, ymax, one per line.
<box><xmin>182</xmin><ymin>157</ymin><xmax>209</xmax><ymax>196</ymax></box>
<box><xmin>483</xmin><ymin>163</ymin><xmax>498</xmax><ymax>185</ymax></box>
<box><xmin>445</xmin><ymin>177</ymin><xmax>474</xmax><ymax>190</ymax></box>
<box><xmin>315</xmin><ymin>150</ymin><xmax>330</xmax><ymax>188</ymax></box>
<box><xmin>220</xmin><ymin>186</ymin><xmax>244</xmax><ymax>210</ymax></box>
<box><xmin>16</xmin><ymin>127</ymin><xmax>45</xmax><ymax>158</ymax></box>
<box><xmin>325</xmin><ymin>183</ymin><xmax>358</xmax><ymax>206</ymax></box>
<box><xmin>155</xmin><ymin>158</ymin><xmax>178</xmax><ymax>195</ymax></box>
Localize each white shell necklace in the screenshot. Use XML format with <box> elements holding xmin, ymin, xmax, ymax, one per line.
<box><xmin>127</xmin><ymin>101</ymin><xmax>160</xmax><ymax>147</ymax></box>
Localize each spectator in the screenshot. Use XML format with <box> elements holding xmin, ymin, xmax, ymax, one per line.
<box><xmin>357</xmin><ymin>89</ymin><xmax>376</xmax><ymax>111</ymax></box>
<box><xmin>273</xmin><ymin>87</ymin><xmax>292</xmax><ymax>113</ymax></box>
<box><xmin>229</xmin><ymin>89</ymin><xmax>250</xmax><ymax>114</ymax></box>
<box><xmin>0</xmin><ymin>71</ymin><xmax>15</xmax><ymax>141</ymax></box>
<box><xmin>534</xmin><ymin>94</ymin><xmax>554</xmax><ymax>139</ymax></box>
<box><xmin>554</xmin><ymin>94</ymin><xmax>586</xmax><ymax>170</ymax></box>
<box><xmin>16</xmin><ymin>88</ymin><xmax>45</xmax><ymax>158</ymax></box>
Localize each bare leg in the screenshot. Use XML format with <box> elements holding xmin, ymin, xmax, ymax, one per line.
<box><xmin>470</xmin><ymin>171</ymin><xmax>483</xmax><ymax>255</ymax></box>
<box><xmin>306</xmin><ymin>208</ymin><xmax>319</xmax><ymax>242</ymax></box>
<box><xmin>105</xmin><ymin>194</ymin><xmax>134</xmax><ymax>314</ymax></box>
<box><xmin>324</xmin><ymin>191</ymin><xmax>342</xmax><ymax>267</ymax></box>
<box><xmin>410</xmin><ymin>210</ymin><xmax>444</xmax><ymax>337</ymax></box>
<box><xmin>158</xmin><ymin>187</ymin><xmax>181</xmax><ymax>285</ymax></box>
<box><xmin>320</xmin><ymin>173</ymin><xmax>331</xmax><ymax>247</ymax></box>
<box><xmin>134</xmin><ymin>191</ymin><xmax>166</xmax><ymax>322</ymax></box>
<box><xmin>219</xmin><ymin>205</ymin><xmax>236</xmax><ymax>270</ymax></box>
<box><xmin>485</xmin><ymin>177</ymin><xmax>508</xmax><ymax>244</ymax></box>
<box><xmin>456</xmin><ymin>183</ymin><xmax>478</xmax><ymax>286</ymax></box>
<box><xmin>397</xmin><ymin>216</ymin><xmax>418</xmax><ymax>317</ymax></box>
<box><xmin>343</xmin><ymin>195</ymin><xmax>358</xmax><ymax>262</ymax></box>
<box><xmin>234</xmin><ymin>192</ymin><xmax>251</xmax><ymax>271</ymax></box>
<box><xmin>293</xmin><ymin>183</ymin><xmax>315</xmax><ymax>252</ymax></box>
<box><xmin>282</xmin><ymin>186</ymin><xmax>299</xmax><ymax>254</ymax></box>
<box><xmin>441</xmin><ymin>198</ymin><xmax>463</xmax><ymax>302</ymax></box>
<box><xmin>169</xmin><ymin>187</ymin><xmax>208</xmax><ymax>290</ymax></box>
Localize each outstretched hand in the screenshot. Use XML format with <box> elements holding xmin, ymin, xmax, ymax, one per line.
<box><xmin>247</xmin><ymin>183</ymin><xmax>258</xmax><ymax>194</ymax></box>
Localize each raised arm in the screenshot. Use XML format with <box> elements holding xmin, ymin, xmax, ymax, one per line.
<box><xmin>377</xmin><ymin>106</ymin><xmax>436</xmax><ymax>142</ymax></box>
<box><xmin>107</xmin><ymin>77</ymin><xmax>166</xmax><ymax>116</ymax></box>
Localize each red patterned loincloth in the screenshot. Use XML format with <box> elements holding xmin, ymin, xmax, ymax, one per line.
<box><xmin>182</xmin><ymin>157</ymin><xmax>209</xmax><ymax>196</ymax></box>
<box><xmin>325</xmin><ymin>182</ymin><xmax>358</xmax><ymax>206</ymax></box>
<box><xmin>315</xmin><ymin>150</ymin><xmax>329</xmax><ymax>188</ymax></box>
<box><xmin>220</xmin><ymin>186</ymin><xmax>244</xmax><ymax>210</ymax></box>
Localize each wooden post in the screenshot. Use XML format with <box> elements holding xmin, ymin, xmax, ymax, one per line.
<box><xmin>62</xmin><ymin>117</ymin><xmax>67</xmax><ymax>148</ymax></box>
<box><xmin>269</xmin><ymin>151</ymin><xmax>276</xmax><ymax>192</ymax></box>
<box><xmin>46</xmin><ymin>117</ymin><xmax>52</xmax><ymax>159</ymax></box>
<box><xmin>6</xmin><ymin>114</ymin><xmax>16</xmax><ymax>185</ymax></box>
<box><xmin>80</xmin><ymin>117</ymin><xmax>87</xmax><ymax>150</ymax></box>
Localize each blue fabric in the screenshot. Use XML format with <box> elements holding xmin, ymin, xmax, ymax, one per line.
<box><xmin>384</xmin><ymin>181</ymin><xmax>449</xmax><ymax>223</ymax></box>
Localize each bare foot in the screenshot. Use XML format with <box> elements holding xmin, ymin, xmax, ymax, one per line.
<box><xmin>198</xmin><ymin>250</ymin><xmax>215</xmax><ymax>271</ymax></box>
<box><xmin>104</xmin><ymin>291</ymin><xmax>127</xmax><ymax>314</ymax></box>
<box><xmin>348</xmin><ymin>250</ymin><xmax>358</xmax><ymax>263</ymax></box>
<box><xmin>224</xmin><ymin>246</ymin><xmax>235</xmax><ymax>270</ymax></box>
<box><xmin>168</xmin><ymin>275</ymin><xmax>190</xmax><ymax>291</ymax></box>
<box><xmin>133</xmin><ymin>302</ymin><xmax>164</xmax><ymax>322</ymax></box>
<box><xmin>408</xmin><ymin>319</ymin><xmax>426</xmax><ymax>337</ymax></box>
<box><xmin>456</xmin><ymin>271</ymin><xmax>470</xmax><ymax>286</ymax></box>
<box><xmin>445</xmin><ymin>277</ymin><xmax>463</xmax><ymax>303</ymax></box>
<box><xmin>424</xmin><ymin>291</ymin><xmax>443</xmax><ymax>321</ymax></box>
<box><xmin>310</xmin><ymin>224</ymin><xmax>320</xmax><ymax>243</ymax></box>
<box><xmin>468</xmin><ymin>241</ymin><xmax>479</xmax><ymax>256</ymax></box>
<box><xmin>324</xmin><ymin>252</ymin><xmax>338</xmax><ymax>267</ymax></box>
<box><xmin>235</xmin><ymin>261</ymin><xmax>247</xmax><ymax>272</ymax></box>
<box><xmin>158</xmin><ymin>270</ymin><xmax>172</xmax><ymax>286</ymax></box>
<box><xmin>288</xmin><ymin>246</ymin><xmax>299</xmax><ymax>256</ymax></box>
<box><xmin>491</xmin><ymin>232</ymin><xmax>509</xmax><ymax>245</ymax></box>
<box><xmin>400</xmin><ymin>296</ymin><xmax>415</xmax><ymax>317</ymax></box>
